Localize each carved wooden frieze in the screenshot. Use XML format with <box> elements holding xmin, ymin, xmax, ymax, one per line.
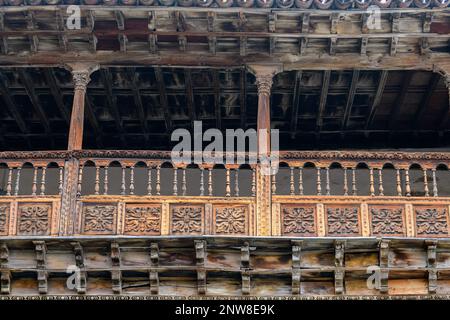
<box><xmin>325</xmin><ymin>206</ymin><xmax>360</xmax><ymax>236</ymax></box>
<box><xmin>281</xmin><ymin>205</ymin><xmax>316</xmax><ymax>236</ymax></box>
<box><xmin>369</xmin><ymin>206</ymin><xmax>405</xmax><ymax>237</ymax></box>
<box><xmin>81</xmin><ymin>204</ymin><xmax>117</xmax><ymax>235</ymax></box>
<box><xmin>17</xmin><ymin>203</ymin><xmax>51</xmax><ymax>236</ymax></box>
<box><xmin>213</xmin><ymin>205</ymin><xmax>248</xmax><ymax>235</ymax></box>
<box><xmin>124</xmin><ymin>204</ymin><xmax>161</xmax><ymax>235</ymax></box>
<box><xmin>170</xmin><ymin>205</ymin><xmax>204</xmax><ymax>235</ymax></box>
<box><xmin>414</xmin><ymin>206</ymin><xmax>449</xmax><ymax>237</ymax></box>
<box><xmin>0</xmin><ymin>205</ymin><xmax>10</xmax><ymax>236</ymax></box>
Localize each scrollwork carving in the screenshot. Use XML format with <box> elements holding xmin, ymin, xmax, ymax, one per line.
<box><xmin>124</xmin><ymin>205</ymin><xmax>161</xmax><ymax>235</ymax></box>
<box><xmin>326</xmin><ymin>206</ymin><xmax>360</xmax><ymax>236</ymax></box>
<box><xmin>0</xmin><ymin>206</ymin><xmax>9</xmax><ymax>235</ymax></box>
<box><xmin>370</xmin><ymin>207</ymin><xmax>404</xmax><ymax>236</ymax></box>
<box><xmin>171</xmin><ymin>205</ymin><xmax>203</xmax><ymax>235</ymax></box>
<box><xmin>214</xmin><ymin>206</ymin><xmax>248</xmax><ymax>235</ymax></box>
<box><xmin>415</xmin><ymin>208</ymin><xmax>448</xmax><ymax>237</ymax></box>
<box><xmin>82</xmin><ymin>204</ymin><xmax>117</xmax><ymax>234</ymax></box>
<box><xmin>282</xmin><ymin>206</ymin><xmax>316</xmax><ymax>236</ymax></box>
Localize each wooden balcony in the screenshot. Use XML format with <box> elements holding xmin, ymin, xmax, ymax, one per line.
<box><xmin>1</xmin><ymin>150</ymin><xmax>450</xmax><ymax>239</ymax></box>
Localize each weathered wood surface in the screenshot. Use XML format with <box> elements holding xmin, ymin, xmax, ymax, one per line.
<box><xmin>1</xmin><ymin>237</ymin><xmax>450</xmax><ymax>297</ymax></box>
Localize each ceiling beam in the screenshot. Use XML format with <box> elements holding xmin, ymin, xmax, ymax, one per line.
<box><xmin>212</xmin><ymin>70</ymin><xmax>221</xmax><ymax>131</ymax></box>
<box><xmin>341</xmin><ymin>70</ymin><xmax>360</xmax><ymax>130</ymax></box>
<box><xmin>316</xmin><ymin>70</ymin><xmax>331</xmax><ymax>131</ymax></box>
<box><xmin>0</xmin><ymin>72</ymin><xmax>28</xmax><ymax>135</ymax></box>
<box><xmin>365</xmin><ymin>70</ymin><xmax>389</xmax><ymax>129</ymax></box>
<box><xmin>290</xmin><ymin>71</ymin><xmax>302</xmax><ymax>138</ymax></box>
<box><xmin>239</xmin><ymin>69</ymin><xmax>247</xmax><ymax>129</ymax></box>
<box><xmin>43</xmin><ymin>68</ymin><xmax>71</xmax><ymax>125</ymax></box>
<box><xmin>154</xmin><ymin>67</ymin><xmax>173</xmax><ymax>132</ymax></box>
<box><xmin>413</xmin><ymin>72</ymin><xmax>440</xmax><ymax>128</ymax></box>
<box><xmin>84</xmin><ymin>94</ymin><xmax>104</xmax><ymax>149</ymax></box>
<box><xmin>99</xmin><ymin>68</ymin><xmax>126</xmax><ymax>147</ymax></box>
<box><xmin>17</xmin><ymin>68</ymin><xmax>51</xmax><ymax>134</ymax></box>
<box><xmin>125</xmin><ymin>67</ymin><xmax>148</xmax><ymax>140</ymax></box>
<box><xmin>388</xmin><ymin>71</ymin><xmax>414</xmax><ymax>129</ymax></box>
<box><xmin>184</xmin><ymin>69</ymin><xmax>195</xmax><ymax>131</ymax></box>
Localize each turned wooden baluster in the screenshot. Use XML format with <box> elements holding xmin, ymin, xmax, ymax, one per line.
<box><xmin>14</xmin><ymin>166</ymin><xmax>21</xmax><ymax>196</ymax></box>
<box><xmin>182</xmin><ymin>167</ymin><xmax>187</xmax><ymax>196</ymax></box>
<box><xmin>325</xmin><ymin>167</ymin><xmax>330</xmax><ymax>196</ymax></box>
<box><xmin>298</xmin><ymin>167</ymin><xmax>304</xmax><ymax>196</ymax></box>
<box><xmin>32</xmin><ymin>166</ymin><xmax>38</xmax><ymax>196</ymax></box>
<box><xmin>130</xmin><ymin>166</ymin><xmax>135</xmax><ymax>195</ymax></box>
<box><xmin>432</xmin><ymin>168</ymin><xmax>438</xmax><ymax>197</ymax></box>
<box><xmin>103</xmin><ymin>166</ymin><xmax>109</xmax><ymax>195</ymax></box>
<box><xmin>352</xmin><ymin>167</ymin><xmax>357</xmax><ymax>196</ymax></box>
<box><xmin>77</xmin><ymin>165</ymin><xmax>83</xmax><ymax>197</ymax></box>
<box><xmin>147</xmin><ymin>166</ymin><xmax>152</xmax><ymax>196</ymax></box>
<box><xmin>369</xmin><ymin>168</ymin><xmax>375</xmax><ymax>196</ymax></box>
<box><xmin>423</xmin><ymin>169</ymin><xmax>430</xmax><ymax>197</ymax></box>
<box><xmin>6</xmin><ymin>167</ymin><xmax>12</xmax><ymax>196</ymax></box>
<box><xmin>225</xmin><ymin>167</ymin><xmax>231</xmax><ymax>197</ymax></box>
<box><xmin>40</xmin><ymin>167</ymin><xmax>46</xmax><ymax>196</ymax></box>
<box><xmin>173</xmin><ymin>167</ymin><xmax>178</xmax><ymax>196</ymax></box>
<box><xmin>343</xmin><ymin>168</ymin><xmax>348</xmax><ymax>196</ymax></box>
<box><xmin>290</xmin><ymin>167</ymin><xmax>295</xmax><ymax>195</ymax></box>
<box><xmin>199</xmin><ymin>167</ymin><xmax>205</xmax><ymax>196</ymax></box>
<box><xmin>121</xmin><ymin>165</ymin><xmax>126</xmax><ymax>195</ymax></box>
<box><xmin>378</xmin><ymin>168</ymin><xmax>384</xmax><ymax>196</ymax></box>
<box><xmin>208</xmin><ymin>168</ymin><xmax>213</xmax><ymax>196</ymax></box>
<box><xmin>94</xmin><ymin>165</ymin><xmax>100</xmax><ymax>195</ymax></box>
<box><xmin>316</xmin><ymin>167</ymin><xmax>322</xmax><ymax>196</ymax></box>
<box><xmin>251</xmin><ymin>167</ymin><xmax>256</xmax><ymax>197</ymax></box>
<box><xmin>234</xmin><ymin>168</ymin><xmax>239</xmax><ymax>197</ymax></box>
<box><xmin>271</xmin><ymin>170</ymin><xmax>277</xmax><ymax>195</ymax></box>
<box><xmin>156</xmin><ymin>165</ymin><xmax>161</xmax><ymax>196</ymax></box>
<box><xmin>58</xmin><ymin>166</ymin><xmax>63</xmax><ymax>195</ymax></box>
<box><xmin>405</xmin><ymin>169</ymin><xmax>411</xmax><ymax>197</ymax></box>
<box><xmin>396</xmin><ymin>169</ymin><xmax>402</xmax><ymax>196</ymax></box>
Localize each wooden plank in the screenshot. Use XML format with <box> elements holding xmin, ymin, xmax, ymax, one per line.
<box><xmin>365</xmin><ymin>70</ymin><xmax>388</xmax><ymax>129</ymax></box>
<box><xmin>341</xmin><ymin>70</ymin><xmax>360</xmax><ymax>130</ymax></box>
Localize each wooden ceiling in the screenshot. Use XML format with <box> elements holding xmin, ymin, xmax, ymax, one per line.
<box><xmin>0</xmin><ymin>67</ymin><xmax>448</xmax><ymax>151</ymax></box>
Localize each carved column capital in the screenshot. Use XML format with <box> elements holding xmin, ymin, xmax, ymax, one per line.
<box><xmin>64</xmin><ymin>63</ymin><xmax>99</xmax><ymax>90</ymax></box>
<box><xmin>247</xmin><ymin>64</ymin><xmax>283</xmax><ymax>96</ymax></box>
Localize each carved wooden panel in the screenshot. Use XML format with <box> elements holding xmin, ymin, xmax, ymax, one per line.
<box><xmin>414</xmin><ymin>206</ymin><xmax>449</xmax><ymax>237</ymax></box>
<box><xmin>0</xmin><ymin>204</ymin><xmax>10</xmax><ymax>236</ymax></box>
<box><xmin>213</xmin><ymin>205</ymin><xmax>248</xmax><ymax>235</ymax></box>
<box><xmin>81</xmin><ymin>204</ymin><xmax>117</xmax><ymax>235</ymax></box>
<box><xmin>281</xmin><ymin>204</ymin><xmax>316</xmax><ymax>236</ymax></box>
<box><xmin>369</xmin><ymin>205</ymin><xmax>405</xmax><ymax>237</ymax></box>
<box><xmin>170</xmin><ymin>204</ymin><xmax>204</xmax><ymax>235</ymax></box>
<box><xmin>17</xmin><ymin>203</ymin><xmax>51</xmax><ymax>236</ymax></box>
<box><xmin>124</xmin><ymin>204</ymin><xmax>161</xmax><ymax>235</ymax></box>
<box><xmin>325</xmin><ymin>205</ymin><xmax>361</xmax><ymax>236</ymax></box>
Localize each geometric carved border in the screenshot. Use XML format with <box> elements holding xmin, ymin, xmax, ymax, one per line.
<box><xmin>170</xmin><ymin>204</ymin><xmax>204</xmax><ymax>235</ymax></box>
<box><xmin>16</xmin><ymin>203</ymin><xmax>52</xmax><ymax>236</ymax></box>
<box><xmin>325</xmin><ymin>205</ymin><xmax>361</xmax><ymax>237</ymax></box>
<box><xmin>0</xmin><ymin>204</ymin><xmax>10</xmax><ymax>236</ymax></box>
<box><xmin>124</xmin><ymin>204</ymin><xmax>161</xmax><ymax>236</ymax></box>
<box><xmin>414</xmin><ymin>205</ymin><xmax>449</xmax><ymax>238</ymax></box>
<box><xmin>213</xmin><ymin>205</ymin><xmax>248</xmax><ymax>235</ymax></box>
<box><xmin>81</xmin><ymin>203</ymin><xmax>118</xmax><ymax>235</ymax></box>
<box><xmin>369</xmin><ymin>205</ymin><xmax>405</xmax><ymax>237</ymax></box>
<box><xmin>281</xmin><ymin>204</ymin><xmax>317</xmax><ymax>237</ymax></box>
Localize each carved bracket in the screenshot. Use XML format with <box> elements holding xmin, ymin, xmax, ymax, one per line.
<box><xmin>71</xmin><ymin>242</ymin><xmax>87</xmax><ymax>294</ymax></box>
<box><xmin>33</xmin><ymin>241</ymin><xmax>47</xmax><ymax>294</ymax></box>
<box><xmin>0</xmin><ymin>243</ymin><xmax>10</xmax><ymax>295</ymax></box>
<box><xmin>195</xmin><ymin>240</ymin><xmax>207</xmax><ymax>295</ymax></box>
<box><xmin>111</xmin><ymin>242</ymin><xmax>122</xmax><ymax>294</ymax></box>
<box><xmin>334</xmin><ymin>240</ymin><xmax>345</xmax><ymax>294</ymax></box>
<box><xmin>150</xmin><ymin>242</ymin><xmax>159</xmax><ymax>295</ymax></box>
<box><xmin>426</xmin><ymin>240</ymin><xmax>438</xmax><ymax>294</ymax></box>
<box><xmin>291</xmin><ymin>240</ymin><xmax>303</xmax><ymax>295</ymax></box>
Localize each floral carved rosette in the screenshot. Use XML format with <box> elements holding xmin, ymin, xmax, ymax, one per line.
<box><xmin>17</xmin><ymin>204</ymin><xmax>50</xmax><ymax>236</ymax></box>
<box><xmin>415</xmin><ymin>208</ymin><xmax>448</xmax><ymax>237</ymax></box>
<box><xmin>326</xmin><ymin>207</ymin><xmax>360</xmax><ymax>236</ymax></box>
<box><xmin>370</xmin><ymin>207</ymin><xmax>404</xmax><ymax>236</ymax></box>
<box><xmin>124</xmin><ymin>206</ymin><xmax>161</xmax><ymax>235</ymax></box>
<box><xmin>282</xmin><ymin>206</ymin><xmax>316</xmax><ymax>236</ymax></box>
<box><xmin>171</xmin><ymin>206</ymin><xmax>203</xmax><ymax>234</ymax></box>
<box><xmin>82</xmin><ymin>205</ymin><xmax>117</xmax><ymax>234</ymax></box>
<box><xmin>214</xmin><ymin>207</ymin><xmax>247</xmax><ymax>235</ymax></box>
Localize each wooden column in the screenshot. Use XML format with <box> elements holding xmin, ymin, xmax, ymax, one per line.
<box><xmin>248</xmin><ymin>64</ymin><xmax>281</xmax><ymax>236</ymax></box>
<box><xmin>67</xmin><ymin>64</ymin><xmax>98</xmax><ymax>151</ymax></box>
<box><xmin>59</xmin><ymin>64</ymin><xmax>98</xmax><ymax>235</ymax></box>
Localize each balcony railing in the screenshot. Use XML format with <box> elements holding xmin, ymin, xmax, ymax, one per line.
<box><xmin>0</xmin><ymin>150</ymin><xmax>449</xmax><ymax>239</ymax></box>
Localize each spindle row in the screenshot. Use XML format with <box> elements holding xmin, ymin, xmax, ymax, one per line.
<box><xmin>1</xmin><ymin>0</ymin><xmax>448</xmax><ymax>9</ymax></box>
<box><xmin>78</xmin><ymin>161</ymin><xmax>256</xmax><ymax>197</ymax></box>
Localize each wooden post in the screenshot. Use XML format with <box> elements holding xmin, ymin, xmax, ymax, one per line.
<box><xmin>67</xmin><ymin>64</ymin><xmax>98</xmax><ymax>151</ymax></box>
<box><xmin>59</xmin><ymin>64</ymin><xmax>98</xmax><ymax>235</ymax></box>
<box><xmin>248</xmin><ymin>64</ymin><xmax>281</xmax><ymax>236</ymax></box>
